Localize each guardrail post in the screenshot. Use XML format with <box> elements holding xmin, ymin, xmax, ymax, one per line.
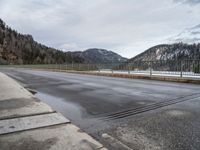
<box><xmin>72</xmin><ymin>62</ymin><xmax>74</xmax><ymax>70</ymax></box>
<box><xmin>128</xmin><ymin>64</ymin><xmax>130</xmax><ymax>74</ymax></box>
<box><xmin>150</xmin><ymin>61</ymin><xmax>152</xmax><ymax>77</ymax></box>
<box><xmin>56</xmin><ymin>63</ymin><xmax>58</xmax><ymax>71</ymax></box>
<box><xmin>180</xmin><ymin>61</ymin><xmax>183</xmax><ymax>78</ymax></box>
<box><xmin>98</xmin><ymin>64</ymin><xmax>100</xmax><ymax>72</ymax></box>
<box><xmin>77</xmin><ymin>63</ymin><xmax>80</xmax><ymax>71</ymax></box>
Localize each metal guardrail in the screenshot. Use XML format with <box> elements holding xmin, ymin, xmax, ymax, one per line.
<box><xmin>1</xmin><ymin>60</ymin><xmax>200</xmax><ymax>78</ymax></box>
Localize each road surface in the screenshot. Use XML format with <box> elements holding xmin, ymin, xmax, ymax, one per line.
<box><xmin>1</xmin><ymin>68</ymin><xmax>200</xmax><ymax>150</ymax></box>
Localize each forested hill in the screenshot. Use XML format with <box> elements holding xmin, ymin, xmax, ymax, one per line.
<box><xmin>0</xmin><ymin>19</ymin><xmax>127</xmax><ymax>64</ymax></box>
<box><xmin>129</xmin><ymin>43</ymin><xmax>200</xmax><ymax>62</ymax></box>
<box><xmin>0</xmin><ymin>19</ymin><xmax>85</xmax><ymax>64</ymax></box>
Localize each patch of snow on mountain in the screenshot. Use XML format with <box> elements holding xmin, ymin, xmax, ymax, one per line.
<box><xmin>169</xmin><ymin>24</ymin><xmax>200</xmax><ymax>44</ymax></box>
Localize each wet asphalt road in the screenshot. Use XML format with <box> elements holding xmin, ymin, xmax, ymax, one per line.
<box><xmin>1</xmin><ymin>68</ymin><xmax>200</xmax><ymax>150</ymax></box>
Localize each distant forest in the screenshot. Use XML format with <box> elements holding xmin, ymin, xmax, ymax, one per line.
<box><xmin>0</xmin><ymin>19</ymin><xmax>84</xmax><ymax>64</ymax></box>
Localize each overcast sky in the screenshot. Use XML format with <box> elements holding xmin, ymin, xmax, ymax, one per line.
<box><xmin>0</xmin><ymin>0</ymin><xmax>200</xmax><ymax>58</ymax></box>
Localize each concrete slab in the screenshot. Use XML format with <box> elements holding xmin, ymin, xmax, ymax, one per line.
<box><xmin>0</xmin><ymin>113</ymin><xmax>69</xmax><ymax>135</ymax></box>
<box><xmin>0</xmin><ymin>124</ymin><xmax>105</xmax><ymax>150</ymax></box>
<box><xmin>0</xmin><ymin>72</ymin><xmax>33</xmax><ymax>100</ymax></box>
<box><xmin>0</xmin><ymin>98</ymin><xmax>54</xmax><ymax>120</ymax></box>
<box><xmin>0</xmin><ymin>72</ymin><xmax>54</xmax><ymax>120</ymax></box>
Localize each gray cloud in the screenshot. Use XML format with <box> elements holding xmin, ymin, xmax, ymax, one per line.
<box><xmin>174</xmin><ymin>0</ymin><xmax>200</xmax><ymax>5</ymax></box>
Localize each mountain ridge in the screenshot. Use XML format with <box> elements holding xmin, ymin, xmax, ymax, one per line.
<box><xmin>0</xmin><ymin>18</ymin><xmax>126</xmax><ymax>64</ymax></box>
<box><xmin>73</xmin><ymin>48</ymin><xmax>127</xmax><ymax>63</ymax></box>
<box><xmin>129</xmin><ymin>43</ymin><xmax>200</xmax><ymax>62</ymax></box>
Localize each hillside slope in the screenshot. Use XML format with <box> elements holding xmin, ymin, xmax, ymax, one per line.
<box><xmin>73</xmin><ymin>48</ymin><xmax>127</xmax><ymax>63</ymax></box>
<box><xmin>0</xmin><ymin>19</ymin><xmax>84</xmax><ymax>64</ymax></box>
<box><xmin>129</xmin><ymin>43</ymin><xmax>200</xmax><ymax>62</ymax></box>
<box><xmin>0</xmin><ymin>19</ymin><xmax>126</xmax><ymax>64</ymax></box>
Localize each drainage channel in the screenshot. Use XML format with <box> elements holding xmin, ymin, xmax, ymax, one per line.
<box><xmin>100</xmin><ymin>93</ymin><xmax>200</xmax><ymax>121</ymax></box>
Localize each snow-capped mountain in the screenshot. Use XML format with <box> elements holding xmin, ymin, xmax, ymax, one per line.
<box><xmin>129</xmin><ymin>24</ymin><xmax>200</xmax><ymax>63</ymax></box>
<box><xmin>169</xmin><ymin>24</ymin><xmax>200</xmax><ymax>44</ymax></box>
<box><xmin>129</xmin><ymin>43</ymin><xmax>200</xmax><ymax>62</ymax></box>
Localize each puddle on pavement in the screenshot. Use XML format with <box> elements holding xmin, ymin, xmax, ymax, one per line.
<box><xmin>36</xmin><ymin>92</ymin><xmax>86</xmax><ymax>123</ymax></box>
<box><xmin>35</xmin><ymin>92</ymin><xmax>108</xmax><ymax>132</ymax></box>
